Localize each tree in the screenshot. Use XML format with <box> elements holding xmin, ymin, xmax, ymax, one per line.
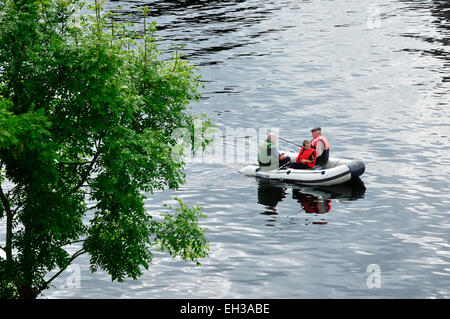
<box><xmin>0</xmin><ymin>0</ymin><xmax>212</xmax><ymax>299</ymax></box>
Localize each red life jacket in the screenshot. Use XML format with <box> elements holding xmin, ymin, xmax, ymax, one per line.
<box><xmin>311</xmin><ymin>134</ymin><xmax>330</xmax><ymax>150</ymax></box>
<box><xmin>301</xmin><ymin>199</ymin><xmax>332</xmax><ymax>214</ymax></box>
<box><xmin>295</xmin><ymin>147</ymin><xmax>317</xmax><ymax>168</ymax></box>
<box><xmin>311</xmin><ymin>134</ymin><xmax>330</xmax><ymax>165</ymax></box>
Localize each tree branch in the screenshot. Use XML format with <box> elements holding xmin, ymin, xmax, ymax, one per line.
<box><xmin>0</xmin><ymin>185</ymin><xmax>13</xmax><ymax>262</ymax></box>
<box><xmin>86</xmin><ymin>202</ymin><xmax>102</xmax><ymax>211</ymax></box>
<box><xmin>13</xmin><ymin>201</ymin><xmax>25</xmax><ymax>214</ymax></box>
<box><xmin>71</xmin><ymin>150</ymin><xmax>102</xmax><ymax>194</ymax></box>
<box><xmin>70</xmin><ymin>133</ymin><xmax>105</xmax><ymax>194</ymax></box>
<box><xmin>57</xmin><ymin>161</ymin><xmax>92</xmax><ymax>166</ymax></box>
<box><xmin>67</xmin><ymin>239</ymin><xmax>86</xmax><ymax>245</ymax></box>
<box><xmin>40</xmin><ymin>248</ymin><xmax>87</xmax><ymax>292</ymax></box>
<box><xmin>6</xmin><ymin>184</ymin><xmax>18</xmax><ymax>197</ymax></box>
<box><xmin>4</xmin><ymin>184</ymin><xmax>26</xmax><ymax>216</ymax></box>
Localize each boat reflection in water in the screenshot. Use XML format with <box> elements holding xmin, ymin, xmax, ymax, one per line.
<box><xmin>257</xmin><ymin>180</ymin><xmax>287</xmax><ymax>226</ymax></box>
<box><xmin>257</xmin><ymin>178</ymin><xmax>366</xmax><ymax>226</ymax></box>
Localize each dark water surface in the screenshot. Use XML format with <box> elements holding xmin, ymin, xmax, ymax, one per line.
<box><xmin>42</xmin><ymin>0</ymin><xmax>449</xmax><ymax>298</ymax></box>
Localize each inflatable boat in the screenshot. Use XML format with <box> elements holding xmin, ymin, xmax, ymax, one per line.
<box><xmin>239</xmin><ymin>151</ymin><xmax>365</xmax><ymax>187</ymax></box>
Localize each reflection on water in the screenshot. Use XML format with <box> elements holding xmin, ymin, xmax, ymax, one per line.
<box><xmin>107</xmin><ymin>0</ymin><xmax>285</xmax><ymax>66</ymax></box>
<box><xmin>399</xmin><ymin>0</ymin><xmax>450</xmax><ymax>84</ymax></box>
<box><xmin>429</xmin><ymin>0</ymin><xmax>449</xmax><ymax>84</ymax></box>
<box><xmin>257</xmin><ymin>179</ymin><xmax>366</xmax><ymax>226</ymax></box>
<box><xmin>292</xmin><ymin>190</ymin><xmax>332</xmax><ymax>213</ymax></box>
<box><xmin>257</xmin><ymin>179</ymin><xmax>286</xmax><ymax>220</ymax></box>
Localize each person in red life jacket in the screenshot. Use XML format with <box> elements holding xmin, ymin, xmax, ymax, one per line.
<box><xmin>289</xmin><ymin>140</ymin><xmax>316</xmax><ymax>169</ymax></box>
<box><xmin>310</xmin><ymin>127</ymin><xmax>330</xmax><ymax>166</ymax></box>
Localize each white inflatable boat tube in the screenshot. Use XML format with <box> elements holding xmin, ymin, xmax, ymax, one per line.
<box><xmin>239</xmin><ymin>151</ymin><xmax>365</xmax><ymax>187</ymax></box>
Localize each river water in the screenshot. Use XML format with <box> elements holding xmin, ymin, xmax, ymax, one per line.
<box><xmin>42</xmin><ymin>0</ymin><xmax>450</xmax><ymax>298</ymax></box>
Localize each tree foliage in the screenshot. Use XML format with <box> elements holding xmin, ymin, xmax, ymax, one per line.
<box><xmin>0</xmin><ymin>0</ymin><xmax>212</xmax><ymax>299</ymax></box>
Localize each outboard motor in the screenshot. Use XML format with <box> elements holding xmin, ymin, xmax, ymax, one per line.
<box><xmin>347</xmin><ymin>159</ymin><xmax>365</xmax><ymax>180</ymax></box>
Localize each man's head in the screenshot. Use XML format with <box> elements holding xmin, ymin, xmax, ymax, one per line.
<box><xmin>311</xmin><ymin>127</ymin><xmax>321</xmax><ymax>139</ymax></box>
<box><xmin>267</xmin><ymin>133</ymin><xmax>277</xmax><ymax>143</ymax></box>
<box><xmin>303</xmin><ymin>140</ymin><xmax>311</xmax><ymax>149</ymax></box>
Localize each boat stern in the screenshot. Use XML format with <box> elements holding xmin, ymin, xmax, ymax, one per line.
<box><xmin>347</xmin><ymin>159</ymin><xmax>365</xmax><ymax>179</ymax></box>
